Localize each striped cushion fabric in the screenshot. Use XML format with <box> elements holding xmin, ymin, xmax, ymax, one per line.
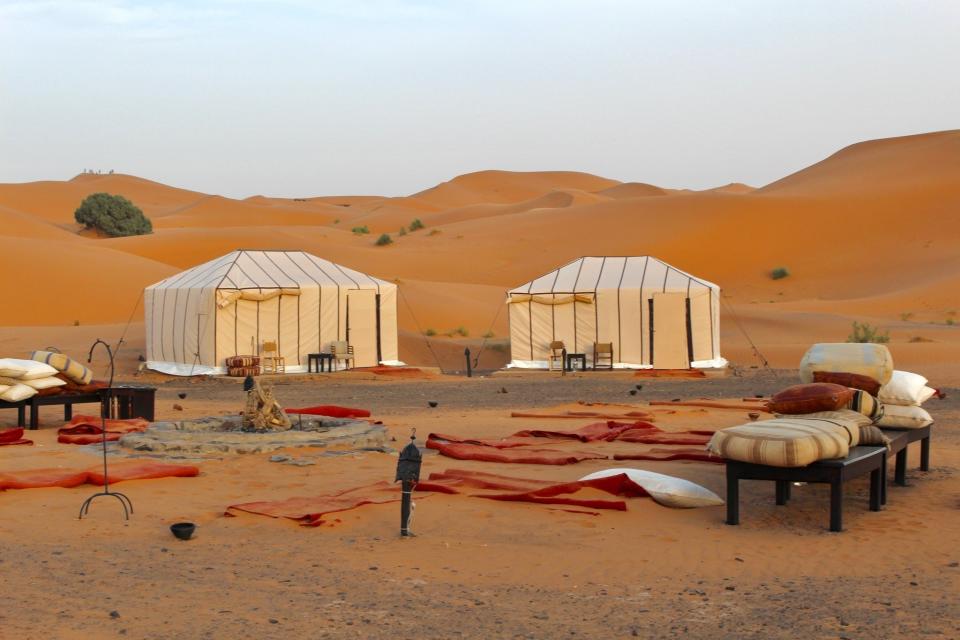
<box><xmin>847</xmin><ymin>389</ymin><xmax>883</xmax><ymax>421</ymax></box>
<box><xmin>228</xmin><ymin>366</ymin><xmax>260</xmax><ymax>377</ymax></box>
<box><xmin>226</xmin><ymin>355</ymin><xmax>260</xmax><ymax>368</ymax></box>
<box><xmin>30</xmin><ymin>350</ymin><xmax>94</xmax><ymax>385</ymax></box>
<box><xmin>774</xmin><ymin>409</ymin><xmax>872</xmax><ymax>427</ymax></box>
<box><xmin>707</xmin><ymin>416</ymin><xmax>859</xmax><ymax>467</ymax></box>
<box><xmin>859</xmin><ymin>425</ymin><xmax>891</xmax><ymax>447</ymax></box>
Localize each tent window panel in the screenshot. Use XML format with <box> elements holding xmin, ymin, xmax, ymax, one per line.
<box><xmin>689</xmin><ymin>291</ymin><xmax>713</xmax><ymax>362</ymax></box>
<box><xmin>298</xmin><ymin>288</ymin><xmax>320</xmax><ymax>360</ymax></box>
<box><xmin>278</xmin><ymin>294</ymin><xmax>300</xmax><ymax>365</ymax></box>
<box><xmin>509</xmin><ymin>301</ymin><xmax>531</xmax><ymax>363</ymax></box>
<box><xmin>215</xmin><ymin>296</ymin><xmax>237</xmax><ymax>365</ymax></box>
<box><xmin>235</xmin><ymin>300</ymin><xmax>259</xmax><ymax>357</ymax></box>
<box><xmin>319</xmin><ymin>286</ymin><xmax>339</xmax><ymax>351</ymax></box>
<box><xmin>618</xmin><ymin>289</ymin><xmax>643</xmax><ymax>366</ymax></box>
<box><xmin>529</xmin><ymin>303</ymin><xmax>555</xmax><ymax>361</ymax></box>
<box><xmin>376</xmin><ymin>287</ymin><xmax>400</xmax><ymax>363</ymax></box>
<box><xmin>574</xmin><ymin>298</ymin><xmax>596</xmax><ymax>361</ymax></box>
<box><xmin>552</xmin><ymin>299</ymin><xmax>576</xmax><ymax>354</ymax></box>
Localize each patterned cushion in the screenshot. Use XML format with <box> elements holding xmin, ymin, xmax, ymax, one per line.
<box><xmin>226</xmin><ymin>355</ymin><xmax>260</xmax><ymax>368</ymax></box>
<box><xmin>812</xmin><ymin>371</ymin><xmax>882</xmax><ymax>396</ymax></box>
<box><xmin>228</xmin><ymin>366</ymin><xmax>260</xmax><ymax>377</ymax></box>
<box><xmin>767</xmin><ymin>383</ymin><xmax>854</xmax><ymax>414</ymax></box>
<box><xmin>30</xmin><ymin>350</ymin><xmax>94</xmax><ymax>385</ymax></box>
<box><xmin>859</xmin><ymin>425</ymin><xmax>891</xmax><ymax>447</ymax></box>
<box><xmin>847</xmin><ymin>389</ymin><xmax>883</xmax><ymax>421</ymax></box>
<box><xmin>707</xmin><ymin>416</ymin><xmax>859</xmax><ymax>467</ymax></box>
<box><xmin>774</xmin><ymin>409</ymin><xmax>872</xmax><ymax>427</ymax></box>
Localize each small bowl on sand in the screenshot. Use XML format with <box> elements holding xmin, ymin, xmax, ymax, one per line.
<box><xmin>170</xmin><ymin>522</ymin><xmax>196</xmax><ymax>541</ymax></box>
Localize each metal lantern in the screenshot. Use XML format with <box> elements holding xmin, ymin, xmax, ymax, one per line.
<box><xmin>395</xmin><ymin>429</ymin><xmax>422</xmax><ymax>536</ymax></box>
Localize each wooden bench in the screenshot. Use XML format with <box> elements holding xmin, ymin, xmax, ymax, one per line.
<box><xmin>1</xmin><ymin>392</ymin><xmax>105</xmax><ymax>430</ymax></box>
<box><xmin>882</xmin><ymin>425</ymin><xmax>931</xmax><ymax>485</ymax></box>
<box><xmin>726</xmin><ymin>445</ymin><xmax>885</xmax><ymax>532</ymax></box>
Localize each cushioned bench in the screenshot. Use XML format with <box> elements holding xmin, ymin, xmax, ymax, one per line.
<box><xmin>0</xmin><ymin>392</ymin><xmax>105</xmax><ymax>430</ymax></box>
<box><xmin>726</xmin><ymin>445</ymin><xmax>885</xmax><ymax>532</ymax></box>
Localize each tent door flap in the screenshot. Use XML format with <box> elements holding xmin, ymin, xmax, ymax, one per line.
<box><xmin>346</xmin><ymin>290</ymin><xmax>378</xmax><ymax>367</ymax></box>
<box><xmin>651</xmin><ymin>293</ymin><xmax>691</xmax><ymax>369</ymax></box>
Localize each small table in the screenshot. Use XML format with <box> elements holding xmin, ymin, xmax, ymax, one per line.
<box><xmin>307</xmin><ymin>353</ymin><xmax>334</xmax><ymax>373</ymax></box>
<box><xmin>565</xmin><ymin>353</ymin><xmax>587</xmax><ymax>372</ymax></box>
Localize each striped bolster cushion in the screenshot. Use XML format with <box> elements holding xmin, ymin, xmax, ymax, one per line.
<box><xmin>847</xmin><ymin>389</ymin><xmax>884</xmax><ymax>421</ymax></box>
<box><xmin>30</xmin><ymin>350</ymin><xmax>93</xmax><ymax>385</ymax></box>
<box><xmin>228</xmin><ymin>366</ymin><xmax>260</xmax><ymax>377</ymax></box>
<box><xmin>707</xmin><ymin>417</ymin><xmax>859</xmax><ymax>467</ymax></box>
<box><xmin>226</xmin><ymin>356</ymin><xmax>260</xmax><ymax>368</ymax></box>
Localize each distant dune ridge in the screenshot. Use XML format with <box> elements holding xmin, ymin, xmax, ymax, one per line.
<box><xmin>1</xmin><ymin>130</ymin><xmax>958</xmax><ymax>374</ymax></box>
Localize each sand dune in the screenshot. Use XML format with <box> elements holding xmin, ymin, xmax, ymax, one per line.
<box><xmin>596</xmin><ymin>182</ymin><xmax>669</xmax><ymax>198</ymax></box>
<box><xmin>1</xmin><ymin>131</ymin><xmax>958</xmax><ymax>370</ymax></box>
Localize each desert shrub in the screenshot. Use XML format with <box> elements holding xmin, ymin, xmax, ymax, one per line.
<box><xmin>333</xmin><ymin>218</ymin><xmax>340</xmax><ymax>224</ymax></box>
<box><xmin>425</xmin><ymin>328</ymin><xmax>437</xmax><ymax>337</ymax></box>
<box><xmin>398</xmin><ymin>227</ymin><xmax>407</xmax><ymax>236</ymax></box>
<box><xmin>900</xmin><ymin>312</ymin><xmax>914</xmax><ymax>322</ymax></box>
<box><xmin>74</xmin><ymin>193</ymin><xmax>151</xmax><ymax>237</ymax></box>
<box><xmin>447</xmin><ymin>326</ymin><xmax>468</xmax><ymax>337</ymax></box>
<box><xmin>375</xmin><ymin>233</ymin><xmax>392</xmax><ymax>246</ymax></box>
<box><xmin>947</xmin><ymin>318</ymin><xmax>956</xmax><ymax>326</ymax></box>
<box><xmin>428</xmin><ymin>229</ymin><xmax>441</xmax><ymax>236</ymax></box>
<box><xmin>409</xmin><ymin>218</ymin><xmax>425</xmax><ymax>231</ymax></box>
<box><xmin>770</xmin><ymin>267</ymin><xmax>790</xmax><ymax>280</ymax></box>
<box><xmin>488</xmin><ymin>342</ymin><xmax>510</xmax><ymax>354</ymax></box>
<box><xmin>909</xmin><ymin>336</ymin><xmax>934</xmax><ymax>343</ymax></box>
<box><xmin>351</xmin><ymin>225</ymin><xmax>370</xmax><ymax>235</ymax></box>
<box><xmin>482</xmin><ymin>330</ymin><xmax>495</xmax><ymax>339</ymax></box>
<box><xmin>848</xmin><ymin>321</ymin><xmax>890</xmax><ymax>344</ymax></box>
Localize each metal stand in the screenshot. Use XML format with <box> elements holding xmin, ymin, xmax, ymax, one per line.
<box><xmin>78</xmin><ymin>339</ymin><xmax>134</xmax><ymax>520</ymax></box>
<box><xmin>400</xmin><ymin>479</ymin><xmax>415</xmax><ymax>537</ymax></box>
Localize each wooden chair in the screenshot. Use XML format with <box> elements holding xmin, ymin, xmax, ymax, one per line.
<box><xmin>331</xmin><ymin>341</ymin><xmax>355</xmax><ymax>371</ymax></box>
<box><xmin>593</xmin><ymin>342</ymin><xmax>613</xmax><ymax>370</ymax></box>
<box><xmin>261</xmin><ymin>340</ymin><xmax>285</xmax><ymax>374</ymax></box>
<box><xmin>547</xmin><ymin>341</ymin><xmax>565</xmax><ymax>371</ymax></box>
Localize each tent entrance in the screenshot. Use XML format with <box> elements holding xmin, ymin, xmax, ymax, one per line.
<box><xmin>650</xmin><ymin>293</ymin><xmax>691</xmax><ymax>369</ymax></box>
<box><xmin>346</xmin><ymin>290</ymin><xmax>378</xmax><ymax>367</ymax></box>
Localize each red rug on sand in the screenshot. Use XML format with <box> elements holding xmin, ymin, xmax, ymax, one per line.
<box><xmin>285</xmin><ymin>405</ymin><xmax>371</xmax><ymax>419</ymax></box>
<box><xmin>0</xmin><ymin>428</ymin><xmax>32</xmax><ymax>446</ymax></box>
<box><xmin>511</xmin><ymin>420</ymin><xmax>652</xmax><ymax>442</ymax></box>
<box><xmin>416</xmin><ymin>469</ymin><xmax>651</xmax><ymax>510</ymax></box>
<box><xmin>426</xmin><ymin>434</ymin><xmax>607</xmax><ymax>465</ymax></box>
<box><xmin>0</xmin><ymin>461</ymin><xmax>200</xmax><ymax>491</ymax></box>
<box><xmin>613</xmin><ymin>448</ymin><xmax>724</xmax><ymax>464</ymax></box>
<box><xmin>225</xmin><ymin>481</ymin><xmax>399</xmax><ymax>526</ymax></box>
<box><xmin>57</xmin><ymin>415</ymin><xmax>150</xmax><ymax>445</ymax></box>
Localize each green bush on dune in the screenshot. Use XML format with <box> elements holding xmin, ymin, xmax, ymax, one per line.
<box><xmin>847</xmin><ymin>321</ymin><xmax>890</xmax><ymax>344</ymax></box>
<box><xmin>74</xmin><ymin>192</ymin><xmax>152</xmax><ymax>237</ymax></box>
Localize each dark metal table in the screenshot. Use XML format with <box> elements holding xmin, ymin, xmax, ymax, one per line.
<box><xmin>307</xmin><ymin>353</ymin><xmax>334</xmax><ymax>373</ymax></box>
<box><xmin>565</xmin><ymin>353</ymin><xmax>587</xmax><ymax>372</ymax></box>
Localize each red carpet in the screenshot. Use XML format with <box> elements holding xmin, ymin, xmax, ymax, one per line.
<box><xmin>225</xmin><ymin>481</ymin><xmax>398</xmax><ymax>526</ymax></box>
<box><xmin>0</xmin><ymin>461</ymin><xmax>199</xmax><ymax>491</ymax></box>
<box><xmin>285</xmin><ymin>405</ymin><xmax>371</xmax><ymax>418</ymax></box>
<box><xmin>57</xmin><ymin>415</ymin><xmax>150</xmax><ymax>445</ymax></box>
<box><xmin>0</xmin><ymin>428</ymin><xmax>32</xmax><ymax>446</ymax></box>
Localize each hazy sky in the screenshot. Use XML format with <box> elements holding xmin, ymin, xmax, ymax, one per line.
<box><xmin>1</xmin><ymin>0</ymin><xmax>957</xmax><ymax>198</ymax></box>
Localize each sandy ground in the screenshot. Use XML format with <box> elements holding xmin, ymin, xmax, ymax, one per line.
<box><xmin>1</xmin><ymin>370</ymin><xmax>958</xmax><ymax>640</ymax></box>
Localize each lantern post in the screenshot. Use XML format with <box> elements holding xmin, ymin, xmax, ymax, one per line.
<box><xmin>395</xmin><ymin>428</ymin><xmax>423</xmax><ymax>537</ymax></box>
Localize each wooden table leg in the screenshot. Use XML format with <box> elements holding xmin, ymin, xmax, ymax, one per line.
<box><xmin>725</xmin><ymin>466</ymin><xmax>740</xmax><ymax>525</ymax></box>
<box><xmin>775</xmin><ymin>480</ymin><xmax>789</xmax><ymax>505</ymax></box>
<box><xmin>870</xmin><ymin>467</ymin><xmax>882</xmax><ymax>512</ymax></box>
<box><xmin>895</xmin><ymin>449</ymin><xmax>907</xmax><ymax>486</ymax></box>
<box><xmin>829</xmin><ymin>479</ymin><xmax>843</xmax><ymax>532</ymax></box>
<box><xmin>920</xmin><ymin>436</ymin><xmax>930</xmax><ymax>471</ymax></box>
<box><xmin>17</xmin><ymin>405</ymin><xmax>26</xmax><ymax>428</ymax></box>
<box><xmin>880</xmin><ymin>452</ymin><xmax>888</xmax><ymax>506</ymax></box>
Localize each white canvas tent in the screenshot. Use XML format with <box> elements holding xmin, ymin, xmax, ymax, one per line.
<box><xmin>507</xmin><ymin>256</ymin><xmax>724</xmax><ymax>369</ymax></box>
<box><xmin>145</xmin><ymin>249</ymin><xmax>399</xmax><ymax>375</ymax></box>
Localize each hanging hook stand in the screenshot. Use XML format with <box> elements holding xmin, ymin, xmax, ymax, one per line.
<box><xmin>78</xmin><ymin>338</ymin><xmax>134</xmax><ymax>520</ymax></box>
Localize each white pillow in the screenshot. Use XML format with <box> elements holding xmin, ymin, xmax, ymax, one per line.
<box><xmin>0</xmin><ymin>384</ymin><xmax>9</xmax><ymax>396</ymax></box>
<box><xmin>879</xmin><ymin>370</ymin><xmax>930</xmax><ymax>406</ymax></box>
<box><xmin>0</xmin><ymin>383</ymin><xmax>38</xmax><ymax>402</ymax></box>
<box><xmin>876</xmin><ymin>404</ymin><xmax>933</xmax><ymax>430</ymax></box>
<box><xmin>917</xmin><ymin>386</ymin><xmax>937</xmax><ymax>405</ymax></box>
<box><xmin>20</xmin><ymin>376</ymin><xmax>68</xmax><ymax>390</ymax></box>
<box><xmin>0</xmin><ymin>358</ymin><xmax>59</xmax><ymax>380</ymax></box>
<box><xmin>579</xmin><ymin>468</ymin><xmax>724</xmax><ymax>508</ymax></box>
